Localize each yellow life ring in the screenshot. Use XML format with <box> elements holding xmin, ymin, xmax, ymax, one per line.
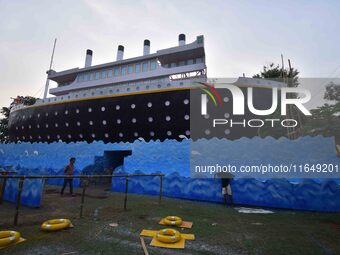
<box><xmin>41</xmin><ymin>219</ymin><xmax>71</xmax><ymax>231</ymax></box>
<box><xmin>163</xmin><ymin>216</ymin><xmax>182</xmax><ymax>226</ymax></box>
<box><xmin>156</xmin><ymin>228</ymin><xmax>181</xmax><ymax>243</ymax></box>
<box><xmin>0</xmin><ymin>231</ymin><xmax>20</xmax><ymax>247</ymax></box>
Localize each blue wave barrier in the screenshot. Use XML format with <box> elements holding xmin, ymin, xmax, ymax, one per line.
<box><xmin>0</xmin><ymin>136</ymin><xmax>339</xmax><ymax>211</ymax></box>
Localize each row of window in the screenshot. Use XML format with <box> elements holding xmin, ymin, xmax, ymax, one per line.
<box><xmin>16</xmin><ymin>130</ymin><xmax>191</xmax><ymax>141</ymax></box>
<box><xmin>76</xmin><ymin>60</ymin><xmax>158</xmax><ymax>83</ymax></box>
<box><xmin>17</xmin><ymin>99</ymin><xmax>190</xmax><ymax>121</ymax></box>
<box><xmin>163</xmin><ymin>57</ymin><xmax>204</xmax><ymax>68</ymax></box>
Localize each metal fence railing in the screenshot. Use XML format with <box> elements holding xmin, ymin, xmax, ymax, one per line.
<box><xmin>0</xmin><ymin>173</ymin><xmax>164</xmax><ymax>226</ymax></box>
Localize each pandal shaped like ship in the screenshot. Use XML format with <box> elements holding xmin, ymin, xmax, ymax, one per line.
<box><xmin>8</xmin><ymin>34</ymin><xmax>286</xmax><ymax>143</ymax></box>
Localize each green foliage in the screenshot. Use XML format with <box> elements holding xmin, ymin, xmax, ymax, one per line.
<box><xmin>0</xmin><ymin>96</ymin><xmax>38</xmax><ymax>143</ymax></box>
<box><xmin>324</xmin><ymin>82</ymin><xmax>340</xmax><ymax>101</ymax></box>
<box><xmin>253</xmin><ymin>63</ymin><xmax>300</xmax><ymax>138</ymax></box>
<box><xmin>302</xmin><ymin>83</ymin><xmax>340</xmax><ymax>137</ymax></box>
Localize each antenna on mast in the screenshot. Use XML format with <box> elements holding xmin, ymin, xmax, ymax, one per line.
<box><xmin>43</xmin><ymin>38</ymin><xmax>57</xmax><ymax>99</ymax></box>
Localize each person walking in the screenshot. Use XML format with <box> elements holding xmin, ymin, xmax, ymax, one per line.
<box><xmin>61</xmin><ymin>157</ymin><xmax>76</xmax><ymax>196</ymax></box>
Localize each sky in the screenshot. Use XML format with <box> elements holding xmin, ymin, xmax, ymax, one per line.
<box><xmin>0</xmin><ymin>0</ymin><xmax>339</xmax><ymax>108</ymax></box>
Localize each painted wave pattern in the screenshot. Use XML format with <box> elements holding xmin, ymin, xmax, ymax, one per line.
<box><xmin>0</xmin><ymin>136</ymin><xmax>339</xmax><ymax>211</ymax></box>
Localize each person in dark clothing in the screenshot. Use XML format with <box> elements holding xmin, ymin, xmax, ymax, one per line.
<box><xmin>216</xmin><ymin>172</ymin><xmax>234</xmax><ymax>206</ymax></box>
<box><xmin>61</xmin><ymin>157</ymin><xmax>76</xmax><ymax>196</ymax></box>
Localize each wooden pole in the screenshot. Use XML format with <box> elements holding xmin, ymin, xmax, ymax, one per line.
<box><xmin>0</xmin><ymin>177</ymin><xmax>7</xmax><ymax>204</ymax></box>
<box><xmin>159</xmin><ymin>175</ymin><xmax>163</xmax><ymax>204</ymax></box>
<box><xmin>124</xmin><ymin>177</ymin><xmax>128</xmax><ymax>210</ymax></box>
<box><xmin>14</xmin><ymin>177</ymin><xmax>24</xmax><ymax>226</ymax></box>
<box><xmin>140</xmin><ymin>237</ymin><xmax>149</xmax><ymax>255</ymax></box>
<box><xmin>79</xmin><ymin>179</ymin><xmax>87</xmax><ymax>218</ymax></box>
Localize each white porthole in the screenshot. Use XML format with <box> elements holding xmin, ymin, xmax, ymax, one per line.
<box><xmin>131</xmin><ymin>104</ymin><xmax>135</xmax><ymax>109</ymax></box>
<box><xmin>116</xmin><ymin>105</ymin><xmax>120</xmax><ymax>110</ymax></box>
<box><xmin>223</xmin><ymin>97</ymin><xmax>229</xmax><ymax>103</ymax></box>
<box><xmin>55</xmin><ymin>123</ymin><xmax>58</xmax><ymax>127</ymax></box>
<box><xmin>65</xmin><ymin>110</ymin><xmax>68</xmax><ymax>115</ymax></box>
<box><xmin>134</xmin><ymin>132</ymin><xmax>138</xmax><ymax>137</ymax></box>
<box><xmin>102</xmin><ymin>120</ymin><xmax>107</xmax><ymax>125</ymax></box>
<box><xmin>89</xmin><ymin>121</ymin><xmax>93</xmax><ymax>125</ymax></box>
<box><xmin>79</xmin><ymin>134</ymin><xmax>83</xmax><ymax>138</ymax></box>
<box><xmin>47</xmin><ymin>135</ymin><xmax>50</xmax><ymax>139</ymax></box>
<box><xmin>147</xmin><ymin>102</ymin><xmax>152</xmax><ymax>107</ymax></box>
<box><xmin>184</xmin><ymin>115</ymin><xmax>190</xmax><ymax>120</ymax></box>
<box><xmin>37</xmin><ymin>114</ymin><xmax>40</xmax><ymax>118</ymax></box>
<box><xmin>29</xmin><ymin>136</ymin><xmax>32</xmax><ymax>140</ymax></box>
<box><xmin>57</xmin><ymin>135</ymin><xmax>60</xmax><ymax>139</ymax></box>
<box><xmin>148</xmin><ymin>117</ymin><xmax>153</xmax><ymax>122</ymax></box>
<box><xmin>21</xmin><ymin>126</ymin><xmax>24</xmax><ymax>129</ymax></box>
<box><xmin>38</xmin><ymin>136</ymin><xmax>41</xmax><ymax>139</ymax></box>
<box><xmin>76</xmin><ymin>109</ymin><xmax>80</xmax><ymax>114</ymax></box>
<box><xmin>119</xmin><ymin>132</ymin><xmax>123</xmax><ymax>137</ymax></box>
<box><xmin>28</xmin><ymin>125</ymin><xmax>31</xmax><ymax>129</ymax></box>
<box><xmin>37</xmin><ymin>124</ymin><xmax>40</xmax><ymax>128</ymax></box>
<box><xmin>131</xmin><ymin>118</ymin><xmax>136</xmax><ymax>123</ymax></box>
<box><xmin>165</xmin><ymin>116</ymin><xmax>171</xmax><ymax>121</ymax></box>
<box><xmin>205</xmin><ymin>129</ymin><xmax>211</xmax><ymax>135</ymax></box>
<box><xmin>45</xmin><ymin>113</ymin><xmax>48</xmax><ymax>117</ymax></box>
<box><xmin>224</xmin><ymin>113</ymin><xmax>230</xmax><ymax>118</ymax></box>
<box><xmin>224</xmin><ymin>129</ymin><xmax>230</xmax><ymax>135</ymax></box>
<box><xmin>104</xmin><ymin>133</ymin><xmax>109</xmax><ymax>138</ymax></box>
<box><xmin>167</xmin><ymin>131</ymin><xmax>172</xmax><ymax>136</ymax></box>
<box><xmin>77</xmin><ymin>122</ymin><xmax>80</xmax><ymax>126</ymax></box>
<box><xmin>88</xmin><ymin>107</ymin><xmax>92</xmax><ymax>112</ymax></box>
<box><xmin>68</xmin><ymin>134</ymin><xmax>72</xmax><ymax>139</ymax></box>
<box><xmin>204</xmin><ymin>114</ymin><xmax>210</xmax><ymax>119</ymax></box>
<box><xmin>54</xmin><ymin>111</ymin><xmax>58</xmax><ymax>116</ymax></box>
<box><xmin>65</xmin><ymin>122</ymin><xmax>69</xmax><ymax>127</ymax></box>
<box><xmin>91</xmin><ymin>133</ymin><xmax>96</xmax><ymax>138</ymax></box>
<box><xmin>185</xmin><ymin>130</ymin><xmax>191</xmax><ymax>136</ymax></box>
<box><xmin>22</xmin><ymin>116</ymin><xmax>25</xmax><ymax>119</ymax></box>
<box><xmin>165</xmin><ymin>101</ymin><xmax>170</xmax><ymax>106</ymax></box>
<box><xmin>16</xmin><ymin>127</ymin><xmax>18</xmax><ymax>130</ymax></box>
<box><xmin>45</xmin><ymin>124</ymin><xmax>49</xmax><ymax>128</ymax></box>
<box><xmin>117</xmin><ymin>119</ymin><xmax>121</xmax><ymax>124</ymax></box>
<box><xmin>150</xmin><ymin>131</ymin><xmax>155</xmax><ymax>136</ymax></box>
<box><xmin>101</xmin><ymin>107</ymin><xmax>105</xmax><ymax>112</ymax></box>
<box><xmin>184</xmin><ymin>99</ymin><xmax>189</xmax><ymax>105</ymax></box>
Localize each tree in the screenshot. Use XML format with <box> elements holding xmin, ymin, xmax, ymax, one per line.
<box><xmin>0</xmin><ymin>106</ymin><xmax>10</xmax><ymax>143</ymax></box>
<box><xmin>324</xmin><ymin>82</ymin><xmax>340</xmax><ymax>101</ymax></box>
<box><xmin>0</xmin><ymin>96</ymin><xmax>38</xmax><ymax>143</ymax></box>
<box><xmin>302</xmin><ymin>83</ymin><xmax>340</xmax><ymax>136</ymax></box>
<box><xmin>252</xmin><ymin>62</ymin><xmax>300</xmax><ymax>138</ymax></box>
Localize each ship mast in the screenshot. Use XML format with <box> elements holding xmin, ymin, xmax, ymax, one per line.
<box><xmin>43</xmin><ymin>38</ymin><xmax>57</xmax><ymax>99</ymax></box>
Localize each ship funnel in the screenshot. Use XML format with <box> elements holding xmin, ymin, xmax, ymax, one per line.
<box><xmin>85</xmin><ymin>49</ymin><xmax>93</xmax><ymax>67</ymax></box>
<box><xmin>116</xmin><ymin>45</ymin><xmax>124</xmax><ymax>61</ymax></box>
<box><xmin>143</xmin><ymin>39</ymin><xmax>150</xmax><ymax>55</ymax></box>
<box><xmin>178</xmin><ymin>34</ymin><xmax>186</xmax><ymax>46</ymax></box>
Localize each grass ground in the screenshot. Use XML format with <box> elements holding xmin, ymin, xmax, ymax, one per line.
<box><xmin>0</xmin><ymin>185</ymin><xmax>339</xmax><ymax>255</ymax></box>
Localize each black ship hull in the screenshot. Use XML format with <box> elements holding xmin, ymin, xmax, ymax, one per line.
<box><xmin>8</xmin><ymin>87</ymin><xmax>274</xmax><ymax>143</ymax></box>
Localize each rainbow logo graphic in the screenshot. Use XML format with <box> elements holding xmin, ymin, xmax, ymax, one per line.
<box><xmin>198</xmin><ymin>82</ymin><xmax>222</xmax><ymax>107</ymax></box>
